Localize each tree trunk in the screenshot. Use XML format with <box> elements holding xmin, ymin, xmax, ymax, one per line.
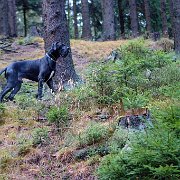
<box><xmin>118</xmin><ymin>0</ymin><xmax>125</xmax><ymax>38</ymax></box>
<box><xmin>129</xmin><ymin>0</ymin><xmax>139</xmax><ymax>37</ymax></box>
<box><xmin>73</xmin><ymin>0</ymin><xmax>79</xmax><ymax>39</ymax></box>
<box><xmin>101</xmin><ymin>0</ymin><xmax>115</xmax><ymax>40</ymax></box>
<box><xmin>81</xmin><ymin>0</ymin><xmax>92</xmax><ymax>40</ymax></box>
<box><xmin>169</xmin><ymin>0</ymin><xmax>175</xmax><ymax>37</ymax></box>
<box><xmin>42</xmin><ymin>0</ymin><xmax>78</xmax><ymax>87</ymax></box>
<box><xmin>144</xmin><ymin>0</ymin><xmax>152</xmax><ymax>33</ymax></box>
<box><xmin>1</xmin><ymin>0</ymin><xmax>17</xmax><ymax>37</ymax></box>
<box><xmin>160</xmin><ymin>0</ymin><xmax>168</xmax><ymax>37</ymax></box>
<box><xmin>67</xmin><ymin>0</ymin><xmax>70</xmax><ymax>29</ymax></box>
<box><xmin>21</xmin><ymin>0</ymin><xmax>29</xmax><ymax>37</ymax></box>
<box><xmin>173</xmin><ymin>0</ymin><xmax>180</xmax><ymax>55</ymax></box>
<box><xmin>0</xmin><ymin>0</ymin><xmax>4</xmax><ymax>35</ymax></box>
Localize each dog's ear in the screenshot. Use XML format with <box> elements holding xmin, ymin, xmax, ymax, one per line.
<box><xmin>52</xmin><ymin>42</ymin><xmax>59</xmax><ymax>50</ymax></box>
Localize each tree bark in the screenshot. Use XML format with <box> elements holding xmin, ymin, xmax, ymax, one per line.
<box><xmin>73</xmin><ymin>0</ymin><xmax>79</xmax><ymax>39</ymax></box>
<box><xmin>0</xmin><ymin>0</ymin><xmax>4</xmax><ymax>35</ymax></box>
<box><xmin>101</xmin><ymin>0</ymin><xmax>115</xmax><ymax>40</ymax></box>
<box><xmin>42</xmin><ymin>0</ymin><xmax>78</xmax><ymax>87</ymax></box>
<box><xmin>0</xmin><ymin>0</ymin><xmax>17</xmax><ymax>37</ymax></box>
<box><xmin>81</xmin><ymin>0</ymin><xmax>92</xmax><ymax>40</ymax></box>
<box><xmin>173</xmin><ymin>0</ymin><xmax>180</xmax><ymax>55</ymax></box>
<box><xmin>169</xmin><ymin>0</ymin><xmax>175</xmax><ymax>37</ymax></box>
<box><xmin>22</xmin><ymin>0</ymin><xmax>28</xmax><ymax>37</ymax></box>
<box><xmin>118</xmin><ymin>0</ymin><xmax>125</xmax><ymax>38</ymax></box>
<box><xmin>160</xmin><ymin>0</ymin><xmax>168</xmax><ymax>37</ymax></box>
<box><xmin>144</xmin><ymin>0</ymin><xmax>152</xmax><ymax>33</ymax></box>
<box><xmin>129</xmin><ymin>0</ymin><xmax>139</xmax><ymax>37</ymax></box>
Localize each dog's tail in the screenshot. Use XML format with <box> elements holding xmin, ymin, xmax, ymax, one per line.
<box><xmin>0</xmin><ymin>68</ymin><xmax>7</xmax><ymax>76</ymax></box>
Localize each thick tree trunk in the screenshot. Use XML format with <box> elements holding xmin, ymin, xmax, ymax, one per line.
<box><xmin>129</xmin><ymin>0</ymin><xmax>139</xmax><ymax>37</ymax></box>
<box><xmin>101</xmin><ymin>0</ymin><xmax>115</xmax><ymax>40</ymax></box>
<box><xmin>169</xmin><ymin>0</ymin><xmax>175</xmax><ymax>37</ymax></box>
<box><xmin>73</xmin><ymin>0</ymin><xmax>79</xmax><ymax>39</ymax></box>
<box><xmin>0</xmin><ymin>0</ymin><xmax>17</xmax><ymax>37</ymax></box>
<box><xmin>144</xmin><ymin>0</ymin><xmax>152</xmax><ymax>33</ymax></box>
<box><xmin>118</xmin><ymin>0</ymin><xmax>125</xmax><ymax>38</ymax></box>
<box><xmin>173</xmin><ymin>0</ymin><xmax>180</xmax><ymax>55</ymax></box>
<box><xmin>160</xmin><ymin>0</ymin><xmax>168</xmax><ymax>37</ymax></box>
<box><xmin>42</xmin><ymin>0</ymin><xmax>78</xmax><ymax>87</ymax></box>
<box><xmin>81</xmin><ymin>0</ymin><xmax>92</xmax><ymax>40</ymax></box>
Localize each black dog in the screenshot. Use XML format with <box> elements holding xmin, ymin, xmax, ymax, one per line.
<box><xmin>0</xmin><ymin>42</ymin><xmax>70</xmax><ymax>102</ymax></box>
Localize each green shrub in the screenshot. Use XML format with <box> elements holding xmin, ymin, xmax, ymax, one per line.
<box><xmin>97</xmin><ymin>126</ymin><xmax>180</xmax><ymax>179</ymax></box>
<box><xmin>17</xmin><ymin>137</ymin><xmax>32</xmax><ymax>156</ymax></box>
<box><xmin>78</xmin><ymin>122</ymin><xmax>110</xmax><ymax>146</ymax></box>
<box><xmin>16</xmin><ymin>36</ymin><xmax>38</xmax><ymax>45</ymax></box>
<box><xmin>46</xmin><ymin>106</ymin><xmax>69</xmax><ymax>130</ymax></box>
<box><xmin>108</xmin><ymin>127</ymin><xmax>128</xmax><ymax>153</ymax></box>
<box><xmin>32</xmin><ymin>127</ymin><xmax>49</xmax><ymax>146</ymax></box>
<box><xmin>0</xmin><ymin>104</ymin><xmax>5</xmax><ymax>116</ymax></box>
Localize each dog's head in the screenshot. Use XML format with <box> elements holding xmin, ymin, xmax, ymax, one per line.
<box><xmin>49</xmin><ymin>42</ymin><xmax>70</xmax><ymax>60</ymax></box>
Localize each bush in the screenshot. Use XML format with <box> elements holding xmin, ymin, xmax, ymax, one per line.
<box><xmin>46</xmin><ymin>105</ymin><xmax>69</xmax><ymax>130</ymax></box>
<box><xmin>97</xmin><ymin>126</ymin><xmax>180</xmax><ymax>179</ymax></box>
<box><xmin>157</xmin><ymin>38</ymin><xmax>174</xmax><ymax>52</ymax></box>
<box><xmin>78</xmin><ymin>122</ymin><xmax>110</xmax><ymax>147</ymax></box>
<box><xmin>32</xmin><ymin>127</ymin><xmax>49</xmax><ymax>146</ymax></box>
<box><xmin>17</xmin><ymin>137</ymin><xmax>32</xmax><ymax>156</ymax></box>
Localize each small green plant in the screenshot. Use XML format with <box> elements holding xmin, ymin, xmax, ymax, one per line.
<box><xmin>17</xmin><ymin>137</ymin><xmax>32</xmax><ymax>156</ymax></box>
<box><xmin>0</xmin><ymin>103</ymin><xmax>5</xmax><ymax>116</ymax></box>
<box><xmin>46</xmin><ymin>105</ymin><xmax>69</xmax><ymax>130</ymax></box>
<box><xmin>78</xmin><ymin>122</ymin><xmax>109</xmax><ymax>147</ymax></box>
<box><xmin>16</xmin><ymin>36</ymin><xmax>37</xmax><ymax>45</ymax></box>
<box><xmin>32</xmin><ymin>127</ymin><xmax>50</xmax><ymax>146</ymax></box>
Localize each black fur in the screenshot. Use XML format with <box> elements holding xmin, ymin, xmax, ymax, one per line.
<box><xmin>0</xmin><ymin>42</ymin><xmax>70</xmax><ymax>102</ymax></box>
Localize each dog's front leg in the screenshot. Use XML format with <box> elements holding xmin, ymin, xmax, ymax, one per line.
<box><xmin>46</xmin><ymin>79</ymin><xmax>55</xmax><ymax>94</ymax></box>
<box><xmin>37</xmin><ymin>78</ymin><xmax>45</xmax><ymax>100</ymax></box>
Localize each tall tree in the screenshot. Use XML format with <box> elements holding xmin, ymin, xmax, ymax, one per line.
<box><xmin>144</xmin><ymin>0</ymin><xmax>152</xmax><ymax>33</ymax></box>
<box><xmin>0</xmin><ymin>0</ymin><xmax>17</xmax><ymax>37</ymax></box>
<box><xmin>129</xmin><ymin>0</ymin><xmax>139</xmax><ymax>37</ymax></box>
<box><xmin>42</xmin><ymin>0</ymin><xmax>78</xmax><ymax>87</ymax></box>
<box><xmin>73</xmin><ymin>0</ymin><xmax>79</xmax><ymax>39</ymax></box>
<box><xmin>0</xmin><ymin>0</ymin><xmax>4</xmax><ymax>35</ymax></box>
<box><xmin>173</xmin><ymin>0</ymin><xmax>180</xmax><ymax>55</ymax></box>
<box><xmin>169</xmin><ymin>0</ymin><xmax>175</xmax><ymax>37</ymax></box>
<box><xmin>101</xmin><ymin>0</ymin><xmax>115</xmax><ymax>40</ymax></box>
<box><xmin>8</xmin><ymin>0</ymin><xmax>17</xmax><ymax>37</ymax></box>
<box><xmin>160</xmin><ymin>0</ymin><xmax>168</xmax><ymax>37</ymax></box>
<box><xmin>118</xmin><ymin>0</ymin><xmax>125</xmax><ymax>38</ymax></box>
<box><xmin>81</xmin><ymin>0</ymin><xmax>92</xmax><ymax>40</ymax></box>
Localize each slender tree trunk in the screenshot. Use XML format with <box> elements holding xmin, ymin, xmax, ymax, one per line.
<box><xmin>43</xmin><ymin>0</ymin><xmax>78</xmax><ymax>87</ymax></box>
<box><xmin>118</xmin><ymin>0</ymin><xmax>125</xmax><ymax>38</ymax></box>
<box><xmin>144</xmin><ymin>0</ymin><xmax>152</xmax><ymax>33</ymax></box>
<box><xmin>129</xmin><ymin>0</ymin><xmax>139</xmax><ymax>37</ymax></box>
<box><xmin>73</xmin><ymin>0</ymin><xmax>79</xmax><ymax>39</ymax></box>
<box><xmin>67</xmin><ymin>0</ymin><xmax>70</xmax><ymax>29</ymax></box>
<box><xmin>81</xmin><ymin>0</ymin><xmax>92</xmax><ymax>40</ymax></box>
<box><xmin>22</xmin><ymin>0</ymin><xmax>28</xmax><ymax>37</ymax></box>
<box><xmin>173</xmin><ymin>0</ymin><xmax>180</xmax><ymax>55</ymax></box>
<box><xmin>160</xmin><ymin>0</ymin><xmax>168</xmax><ymax>37</ymax></box>
<box><xmin>101</xmin><ymin>0</ymin><xmax>115</xmax><ymax>40</ymax></box>
<box><xmin>169</xmin><ymin>0</ymin><xmax>175</xmax><ymax>37</ymax></box>
<box><xmin>0</xmin><ymin>0</ymin><xmax>4</xmax><ymax>35</ymax></box>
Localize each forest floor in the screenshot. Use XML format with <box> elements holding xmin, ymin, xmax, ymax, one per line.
<box><xmin>0</xmin><ymin>37</ymin><xmax>126</xmax><ymax>180</ymax></box>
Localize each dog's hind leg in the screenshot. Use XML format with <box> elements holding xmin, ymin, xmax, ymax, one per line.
<box><xmin>0</xmin><ymin>84</ymin><xmax>15</xmax><ymax>102</ymax></box>
<box><xmin>8</xmin><ymin>81</ymin><xmax>22</xmax><ymax>101</ymax></box>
